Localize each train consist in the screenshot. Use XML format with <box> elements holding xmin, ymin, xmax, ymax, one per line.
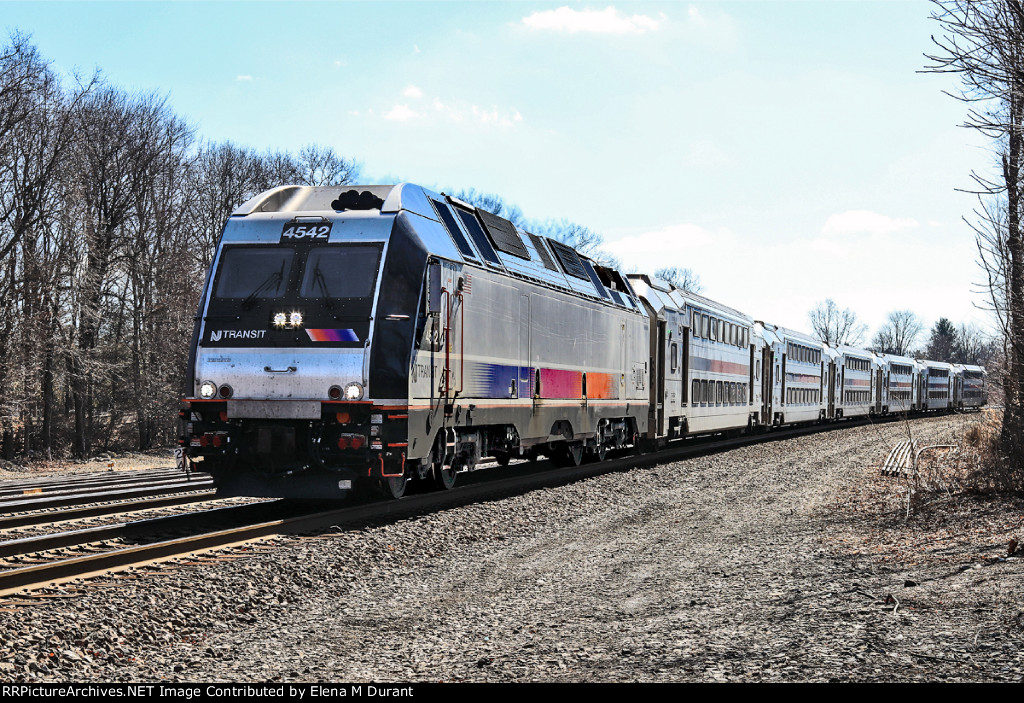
<box><xmin>180</xmin><ymin>183</ymin><xmax>987</xmax><ymax>498</ymax></box>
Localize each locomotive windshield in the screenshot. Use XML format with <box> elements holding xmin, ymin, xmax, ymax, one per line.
<box><xmin>299</xmin><ymin>246</ymin><xmax>381</xmax><ymax>298</ymax></box>
<box><xmin>214</xmin><ymin>248</ymin><xmax>294</xmax><ymax>299</ymax></box>
<box><xmin>204</xmin><ymin>243</ymin><xmax>385</xmax><ymax>348</ymax></box>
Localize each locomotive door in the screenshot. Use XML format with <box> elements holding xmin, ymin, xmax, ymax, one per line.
<box><xmin>519</xmin><ymin>296</ymin><xmax>530</xmax><ymax>400</ymax></box>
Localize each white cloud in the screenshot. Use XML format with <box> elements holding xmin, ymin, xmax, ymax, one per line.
<box><xmin>429</xmin><ymin>97</ymin><xmax>522</xmax><ymax>128</ymax></box>
<box><xmin>236</xmin><ymin>75</ymin><xmax>253</xmax><ymax>82</ymax></box>
<box><xmin>383</xmin><ymin>104</ymin><xmax>419</xmax><ymax>121</ymax></box>
<box><xmin>471</xmin><ymin>104</ymin><xmax>523</xmax><ymax>128</ymax></box>
<box><xmin>522</xmin><ymin>6</ymin><xmax>662</xmax><ymax>34</ymax></box>
<box><xmin>604</xmin><ymin>223</ymin><xmax>730</xmax><ymax>268</ymax></box>
<box><xmin>821</xmin><ymin>210</ymin><xmax>919</xmax><ymax>236</ymax></box>
<box><xmin>403</xmin><ymin>84</ymin><xmax>423</xmax><ymax>99</ymax></box>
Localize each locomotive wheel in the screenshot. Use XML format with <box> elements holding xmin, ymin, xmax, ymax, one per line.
<box><xmin>433</xmin><ymin>463</ymin><xmax>457</xmax><ymax>490</ymax></box>
<box><xmin>494</xmin><ymin>452</ymin><xmax>511</xmax><ymax>467</ymax></box>
<box><xmin>552</xmin><ymin>442</ymin><xmax>584</xmax><ymax>467</ymax></box>
<box><xmin>379</xmin><ymin>474</ymin><xmax>409</xmax><ymax>499</ymax></box>
<box><xmin>590</xmin><ymin>444</ymin><xmax>608</xmax><ymax>462</ymax></box>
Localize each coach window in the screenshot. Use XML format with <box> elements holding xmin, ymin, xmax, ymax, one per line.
<box><xmin>670</xmin><ymin>343</ymin><xmax>678</xmax><ymax>373</ymax></box>
<box><xmin>692</xmin><ymin>379</ymin><xmax>700</xmax><ymax>404</ymax></box>
<box><xmin>702</xmin><ymin>314</ymin><xmax>709</xmax><ymax>340</ymax></box>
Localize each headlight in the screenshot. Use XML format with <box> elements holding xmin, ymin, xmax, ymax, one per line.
<box><xmin>272</xmin><ymin>312</ymin><xmax>287</xmax><ymax>327</ymax></box>
<box><xmin>199</xmin><ymin>380</ymin><xmax>217</xmax><ymax>399</ymax></box>
<box><xmin>344</xmin><ymin>382</ymin><xmax>364</xmax><ymax>401</ymax></box>
<box><xmin>289</xmin><ymin>311</ymin><xmax>303</xmax><ymax>327</ymax></box>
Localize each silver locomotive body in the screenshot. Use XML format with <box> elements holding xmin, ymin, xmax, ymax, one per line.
<box><xmin>182</xmin><ymin>183</ymin><xmax>648</xmax><ymax>497</ymax></box>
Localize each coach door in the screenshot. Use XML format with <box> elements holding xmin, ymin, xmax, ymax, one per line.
<box><xmin>875</xmin><ymin>368</ymin><xmax>883</xmax><ymax>414</ymax></box>
<box><xmin>827</xmin><ymin>361</ymin><xmax>836</xmax><ymax>419</ymax></box>
<box><xmin>760</xmin><ymin>346</ymin><xmax>773</xmax><ymax>425</ymax></box>
<box><xmin>655</xmin><ymin>320</ymin><xmax>666</xmax><ymax>437</ymax></box>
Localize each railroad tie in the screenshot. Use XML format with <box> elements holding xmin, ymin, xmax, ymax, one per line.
<box><xmin>880</xmin><ymin>440</ymin><xmax>917</xmax><ymax>476</ymax></box>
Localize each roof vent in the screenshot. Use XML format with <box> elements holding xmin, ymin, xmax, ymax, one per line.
<box><xmin>332</xmin><ymin>189</ymin><xmax>384</xmax><ymax>211</ymax></box>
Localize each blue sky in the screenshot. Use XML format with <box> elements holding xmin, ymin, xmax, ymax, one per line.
<box><xmin>2</xmin><ymin>1</ymin><xmax>996</xmax><ymax>342</ymax></box>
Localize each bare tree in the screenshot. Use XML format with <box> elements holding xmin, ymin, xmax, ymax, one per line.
<box><xmin>183</xmin><ymin>141</ymin><xmax>273</xmax><ymax>269</ymax></box>
<box><xmin>295</xmin><ymin>143</ymin><xmax>358</xmax><ymax>187</ymax></box>
<box><xmin>955</xmin><ymin>321</ymin><xmax>999</xmax><ymax>365</ymax></box>
<box><xmin>654</xmin><ymin>266</ymin><xmax>703</xmax><ymax>294</ymax></box>
<box><xmin>871</xmin><ymin>310</ymin><xmax>924</xmax><ymax>355</ymax></box>
<box><xmin>926</xmin><ymin>1</ymin><xmax>1024</xmax><ymax>476</ymax></box>
<box><xmin>808</xmin><ymin>299</ymin><xmax>867</xmax><ymax>346</ymax></box>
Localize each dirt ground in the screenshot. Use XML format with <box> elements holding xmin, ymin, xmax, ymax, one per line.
<box><xmin>0</xmin><ymin>413</ymin><xmax>1020</xmax><ymax>682</ymax></box>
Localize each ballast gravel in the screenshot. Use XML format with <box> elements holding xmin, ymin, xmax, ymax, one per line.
<box><xmin>0</xmin><ymin>415</ymin><xmax>1020</xmax><ymax>682</ymax></box>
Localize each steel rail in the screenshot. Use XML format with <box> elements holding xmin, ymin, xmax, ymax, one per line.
<box><xmin>0</xmin><ymin>479</ymin><xmax>215</xmax><ymax>514</ymax></box>
<box><xmin>0</xmin><ymin>490</ymin><xmax>220</xmax><ymax>531</ymax></box>
<box><xmin>0</xmin><ymin>499</ymin><xmax>282</xmax><ymax>560</ymax></box>
<box><xmin>0</xmin><ymin>468</ymin><xmax>199</xmax><ymax>496</ymax></box>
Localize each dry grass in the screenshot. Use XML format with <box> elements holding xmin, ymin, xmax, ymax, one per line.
<box><xmin>828</xmin><ymin>413</ymin><xmax>1023</xmax><ymax>572</ymax></box>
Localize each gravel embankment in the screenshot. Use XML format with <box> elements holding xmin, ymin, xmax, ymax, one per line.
<box><xmin>0</xmin><ymin>414</ymin><xmax>1020</xmax><ymax>682</ymax></box>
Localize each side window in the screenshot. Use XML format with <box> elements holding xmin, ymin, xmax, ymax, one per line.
<box><xmin>670</xmin><ymin>343</ymin><xmax>679</xmax><ymax>373</ymax></box>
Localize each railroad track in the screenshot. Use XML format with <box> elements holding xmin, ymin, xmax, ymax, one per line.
<box><xmin>0</xmin><ymin>468</ymin><xmax>215</xmax><ymax>530</ymax></box>
<box><xmin>0</xmin><ymin>413</ymin><xmax>910</xmax><ymax>599</ymax></box>
<box><xmin>0</xmin><ymin>467</ymin><xmax>202</xmax><ymax>498</ymax></box>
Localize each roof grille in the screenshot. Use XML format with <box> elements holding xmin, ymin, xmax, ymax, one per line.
<box><xmin>527</xmin><ymin>233</ymin><xmax>558</xmax><ymax>271</ymax></box>
<box><xmin>477</xmin><ymin>210</ymin><xmax>530</xmax><ymax>260</ymax></box>
<box><xmin>547</xmin><ymin>239</ymin><xmax>589</xmax><ymax>280</ymax></box>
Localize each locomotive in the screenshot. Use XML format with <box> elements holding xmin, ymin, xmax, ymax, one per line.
<box><xmin>179</xmin><ymin>183</ymin><xmax>987</xmax><ymax>499</ymax></box>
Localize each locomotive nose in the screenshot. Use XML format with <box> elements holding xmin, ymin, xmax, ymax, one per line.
<box><xmin>194</xmin><ymin>348</ymin><xmax>367</xmax><ymax>403</ymax></box>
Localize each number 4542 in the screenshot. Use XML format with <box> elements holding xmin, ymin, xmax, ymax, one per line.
<box><xmin>282</xmin><ymin>224</ymin><xmax>331</xmax><ymax>240</ymax></box>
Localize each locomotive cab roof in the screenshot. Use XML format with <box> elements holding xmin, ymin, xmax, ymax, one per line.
<box><xmin>224</xmin><ymin>182</ymin><xmax>643</xmax><ymax>312</ymax></box>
